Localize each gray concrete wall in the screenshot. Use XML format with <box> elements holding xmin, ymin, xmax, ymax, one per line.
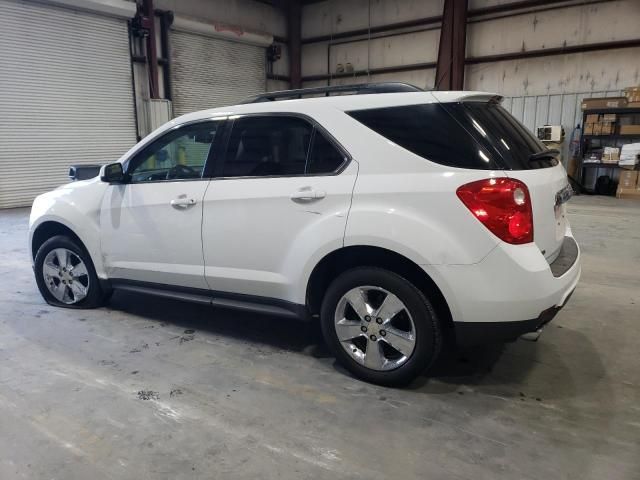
<box><xmin>301</xmin><ymin>0</ymin><xmax>640</xmax><ymax>97</ymax></box>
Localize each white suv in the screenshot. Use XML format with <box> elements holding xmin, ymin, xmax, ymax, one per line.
<box><xmin>29</xmin><ymin>83</ymin><xmax>580</xmax><ymax>386</ymax></box>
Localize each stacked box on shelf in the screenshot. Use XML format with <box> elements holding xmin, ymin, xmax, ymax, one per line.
<box><xmin>583</xmin><ymin>113</ymin><xmax>616</xmax><ymax>136</ymax></box>
<box><xmin>602</xmin><ymin>147</ymin><xmax>620</xmax><ymax>164</ymax></box>
<box><xmin>616</xmin><ymin>169</ymin><xmax>640</xmax><ymax>199</ymax></box>
<box><xmin>620</xmin><ymin>143</ymin><xmax>640</xmax><ymax>168</ymax></box>
<box><xmin>624</xmin><ymin>86</ymin><xmax>640</xmax><ymax>105</ymax></box>
<box><xmin>581</xmin><ymin>97</ymin><xmax>628</xmax><ymax>110</ymax></box>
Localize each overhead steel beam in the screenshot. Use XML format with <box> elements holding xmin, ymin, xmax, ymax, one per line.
<box><xmin>465</xmin><ymin>38</ymin><xmax>640</xmax><ymax>64</ymax></box>
<box><xmin>301</xmin><ymin>14</ymin><xmax>442</xmax><ymax>45</ymax></box>
<box><xmin>302</xmin><ymin>62</ymin><xmax>437</xmax><ymax>83</ymax></box>
<box><xmin>298</xmin><ymin>37</ymin><xmax>640</xmax><ymax>83</ymax></box>
<box><xmin>435</xmin><ymin>0</ymin><xmax>468</xmax><ymax>90</ymax></box>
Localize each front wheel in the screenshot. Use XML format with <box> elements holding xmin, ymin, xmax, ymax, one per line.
<box><xmin>320</xmin><ymin>267</ymin><xmax>442</xmax><ymax>386</ymax></box>
<box><xmin>34</xmin><ymin>235</ymin><xmax>107</xmax><ymax>308</ymax></box>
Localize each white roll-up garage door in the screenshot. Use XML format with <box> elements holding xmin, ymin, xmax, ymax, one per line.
<box><xmin>171</xmin><ymin>30</ymin><xmax>266</xmax><ymax>116</ymax></box>
<box><xmin>0</xmin><ymin>0</ymin><xmax>136</xmax><ymax>208</ymax></box>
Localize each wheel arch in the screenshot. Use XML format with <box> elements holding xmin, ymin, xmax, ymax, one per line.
<box><xmin>31</xmin><ymin>221</ymin><xmax>88</xmax><ymax>260</ymax></box>
<box><xmin>305</xmin><ymin>245</ymin><xmax>455</xmax><ymax>342</ymax></box>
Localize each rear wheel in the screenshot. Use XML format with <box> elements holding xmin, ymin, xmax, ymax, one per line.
<box><xmin>34</xmin><ymin>235</ymin><xmax>107</xmax><ymax>308</ymax></box>
<box><xmin>320</xmin><ymin>267</ymin><xmax>442</xmax><ymax>386</ymax></box>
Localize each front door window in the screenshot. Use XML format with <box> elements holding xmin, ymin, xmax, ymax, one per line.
<box><xmin>127</xmin><ymin>122</ymin><xmax>219</xmax><ymax>183</ymax></box>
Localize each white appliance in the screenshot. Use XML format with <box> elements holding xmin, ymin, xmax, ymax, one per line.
<box><xmin>537</xmin><ymin>125</ymin><xmax>564</xmax><ymax>142</ymax></box>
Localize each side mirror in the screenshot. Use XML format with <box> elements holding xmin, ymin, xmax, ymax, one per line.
<box><xmin>100</xmin><ymin>163</ymin><xmax>125</xmax><ymax>183</ymax></box>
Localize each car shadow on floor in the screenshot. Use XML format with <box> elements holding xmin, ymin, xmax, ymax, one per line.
<box><xmin>108</xmin><ymin>291</ymin><xmax>605</xmax><ymax>400</ymax></box>
<box><xmin>107</xmin><ymin>291</ymin><xmax>323</xmax><ymax>354</ymax></box>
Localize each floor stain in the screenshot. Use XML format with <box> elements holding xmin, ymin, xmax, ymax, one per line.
<box><xmin>137</xmin><ymin>390</ymin><xmax>159</xmax><ymax>400</ymax></box>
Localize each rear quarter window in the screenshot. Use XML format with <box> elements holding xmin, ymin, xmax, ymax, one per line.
<box><xmin>442</xmin><ymin>102</ymin><xmax>556</xmax><ymax>170</ymax></box>
<box><xmin>347</xmin><ymin>103</ymin><xmax>501</xmax><ymax>170</ymax></box>
<box><xmin>348</xmin><ymin>102</ymin><xmax>557</xmax><ymax>170</ymax></box>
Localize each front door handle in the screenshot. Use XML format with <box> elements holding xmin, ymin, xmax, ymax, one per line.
<box><xmin>170</xmin><ymin>196</ymin><xmax>197</xmax><ymax>209</ymax></box>
<box><xmin>290</xmin><ymin>188</ymin><xmax>326</xmax><ymax>202</ymax></box>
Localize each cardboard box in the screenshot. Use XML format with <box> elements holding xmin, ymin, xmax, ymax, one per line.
<box><xmin>584</xmin><ymin>123</ymin><xmax>595</xmax><ymax>135</ymax></box>
<box><xmin>624</xmin><ymin>86</ymin><xmax>640</xmax><ymax>103</ymax></box>
<box><xmin>602</xmin><ymin>147</ymin><xmax>620</xmax><ymax>163</ymax></box>
<box><xmin>599</xmin><ymin>122</ymin><xmax>615</xmax><ymax>135</ymax></box>
<box><xmin>620</xmin><ymin>143</ymin><xmax>640</xmax><ymax>168</ymax></box>
<box><xmin>619</xmin><ymin>170</ymin><xmax>639</xmax><ymax>189</ymax></box>
<box><xmin>601</xmin><ymin>113</ymin><xmax>617</xmax><ymax>122</ymax></box>
<box><xmin>581</xmin><ymin>97</ymin><xmax>628</xmax><ymax>110</ymax></box>
<box><xmin>620</xmin><ymin>125</ymin><xmax>640</xmax><ymax>135</ymax></box>
<box><xmin>616</xmin><ymin>188</ymin><xmax>640</xmax><ymax>200</ymax></box>
<box><xmin>586</xmin><ymin>114</ymin><xmax>600</xmax><ymax>123</ymax></box>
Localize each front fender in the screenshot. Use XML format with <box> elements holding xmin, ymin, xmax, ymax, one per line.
<box><xmin>29</xmin><ymin>179</ymin><xmax>108</xmax><ymax>277</ymax></box>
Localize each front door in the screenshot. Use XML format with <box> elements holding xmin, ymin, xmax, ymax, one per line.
<box><xmin>201</xmin><ymin>114</ymin><xmax>357</xmax><ymax>302</ymax></box>
<box><xmin>100</xmin><ymin>120</ymin><xmax>223</xmax><ymax>289</ymax></box>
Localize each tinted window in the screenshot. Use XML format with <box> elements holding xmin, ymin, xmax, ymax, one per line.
<box><xmin>127</xmin><ymin>122</ymin><xmax>218</xmax><ymax>183</ymax></box>
<box><xmin>442</xmin><ymin>102</ymin><xmax>556</xmax><ymax>169</ymax></box>
<box><xmin>349</xmin><ymin>103</ymin><xmax>556</xmax><ymax>170</ymax></box>
<box><xmin>307</xmin><ymin>131</ymin><xmax>345</xmax><ymax>174</ymax></box>
<box><xmin>222</xmin><ymin>116</ymin><xmax>312</xmax><ymax>177</ymax></box>
<box><xmin>348</xmin><ymin>103</ymin><xmax>500</xmax><ymax>170</ymax></box>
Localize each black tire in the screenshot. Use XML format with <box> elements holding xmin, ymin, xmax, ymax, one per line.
<box><xmin>34</xmin><ymin>235</ymin><xmax>107</xmax><ymax>309</ymax></box>
<box><xmin>320</xmin><ymin>267</ymin><xmax>442</xmax><ymax>386</ymax></box>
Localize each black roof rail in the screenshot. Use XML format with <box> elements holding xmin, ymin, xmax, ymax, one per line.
<box><xmin>241</xmin><ymin>82</ymin><xmax>424</xmax><ymax>103</ymax></box>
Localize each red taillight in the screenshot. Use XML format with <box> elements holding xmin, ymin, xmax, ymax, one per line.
<box><xmin>456</xmin><ymin>178</ymin><xmax>533</xmax><ymax>244</ymax></box>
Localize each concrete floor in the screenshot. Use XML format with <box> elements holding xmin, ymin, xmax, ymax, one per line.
<box><xmin>0</xmin><ymin>196</ymin><xmax>639</xmax><ymax>480</ymax></box>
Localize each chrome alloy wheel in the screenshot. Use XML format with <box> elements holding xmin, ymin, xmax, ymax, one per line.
<box><xmin>334</xmin><ymin>286</ymin><xmax>416</xmax><ymax>371</ymax></box>
<box><xmin>42</xmin><ymin>248</ymin><xmax>90</xmax><ymax>305</ymax></box>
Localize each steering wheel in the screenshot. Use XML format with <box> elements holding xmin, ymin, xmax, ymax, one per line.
<box><xmin>166</xmin><ymin>164</ymin><xmax>198</xmax><ymax>180</ymax></box>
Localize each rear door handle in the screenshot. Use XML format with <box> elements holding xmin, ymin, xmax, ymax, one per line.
<box><xmin>290</xmin><ymin>188</ymin><xmax>326</xmax><ymax>202</ymax></box>
<box><xmin>170</xmin><ymin>196</ymin><xmax>197</xmax><ymax>209</ymax></box>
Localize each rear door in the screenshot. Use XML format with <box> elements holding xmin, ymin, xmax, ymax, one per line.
<box><xmin>201</xmin><ymin>114</ymin><xmax>357</xmax><ymax>301</ymax></box>
<box><xmin>442</xmin><ymin>101</ymin><xmax>570</xmax><ymax>260</ymax></box>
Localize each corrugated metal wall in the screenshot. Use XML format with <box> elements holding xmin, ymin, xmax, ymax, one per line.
<box><xmin>171</xmin><ymin>30</ymin><xmax>266</xmax><ymax>116</ymax></box>
<box><xmin>502</xmin><ymin>89</ymin><xmax>625</xmax><ymax>166</ymax></box>
<box><xmin>0</xmin><ymin>0</ymin><xmax>136</xmax><ymax>208</ymax></box>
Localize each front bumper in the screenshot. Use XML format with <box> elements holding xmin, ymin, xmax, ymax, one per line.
<box><xmin>428</xmin><ymin>233</ymin><xmax>580</xmax><ymax>347</ymax></box>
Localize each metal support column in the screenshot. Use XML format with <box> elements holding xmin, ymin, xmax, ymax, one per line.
<box><xmin>287</xmin><ymin>0</ymin><xmax>302</xmax><ymax>89</ymax></box>
<box><xmin>142</xmin><ymin>0</ymin><xmax>159</xmax><ymax>98</ymax></box>
<box><xmin>435</xmin><ymin>0</ymin><xmax>468</xmax><ymax>90</ymax></box>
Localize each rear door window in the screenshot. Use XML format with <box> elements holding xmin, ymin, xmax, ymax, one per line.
<box><xmin>219</xmin><ymin>115</ymin><xmax>347</xmax><ymax>178</ymax></box>
<box><xmin>307</xmin><ymin>131</ymin><xmax>346</xmax><ymax>174</ymax></box>
<box><xmin>221</xmin><ymin>116</ymin><xmax>312</xmax><ymax>177</ymax></box>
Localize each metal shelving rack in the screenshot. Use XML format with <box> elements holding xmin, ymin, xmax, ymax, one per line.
<box><xmin>578</xmin><ymin>107</ymin><xmax>640</xmax><ymax>193</ymax></box>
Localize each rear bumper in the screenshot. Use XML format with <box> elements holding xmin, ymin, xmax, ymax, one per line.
<box><xmin>454</xmin><ymin>301</ymin><xmax>568</xmax><ymax>347</ymax></box>
<box><xmin>428</xmin><ymin>230</ymin><xmax>580</xmax><ymax>347</ymax></box>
